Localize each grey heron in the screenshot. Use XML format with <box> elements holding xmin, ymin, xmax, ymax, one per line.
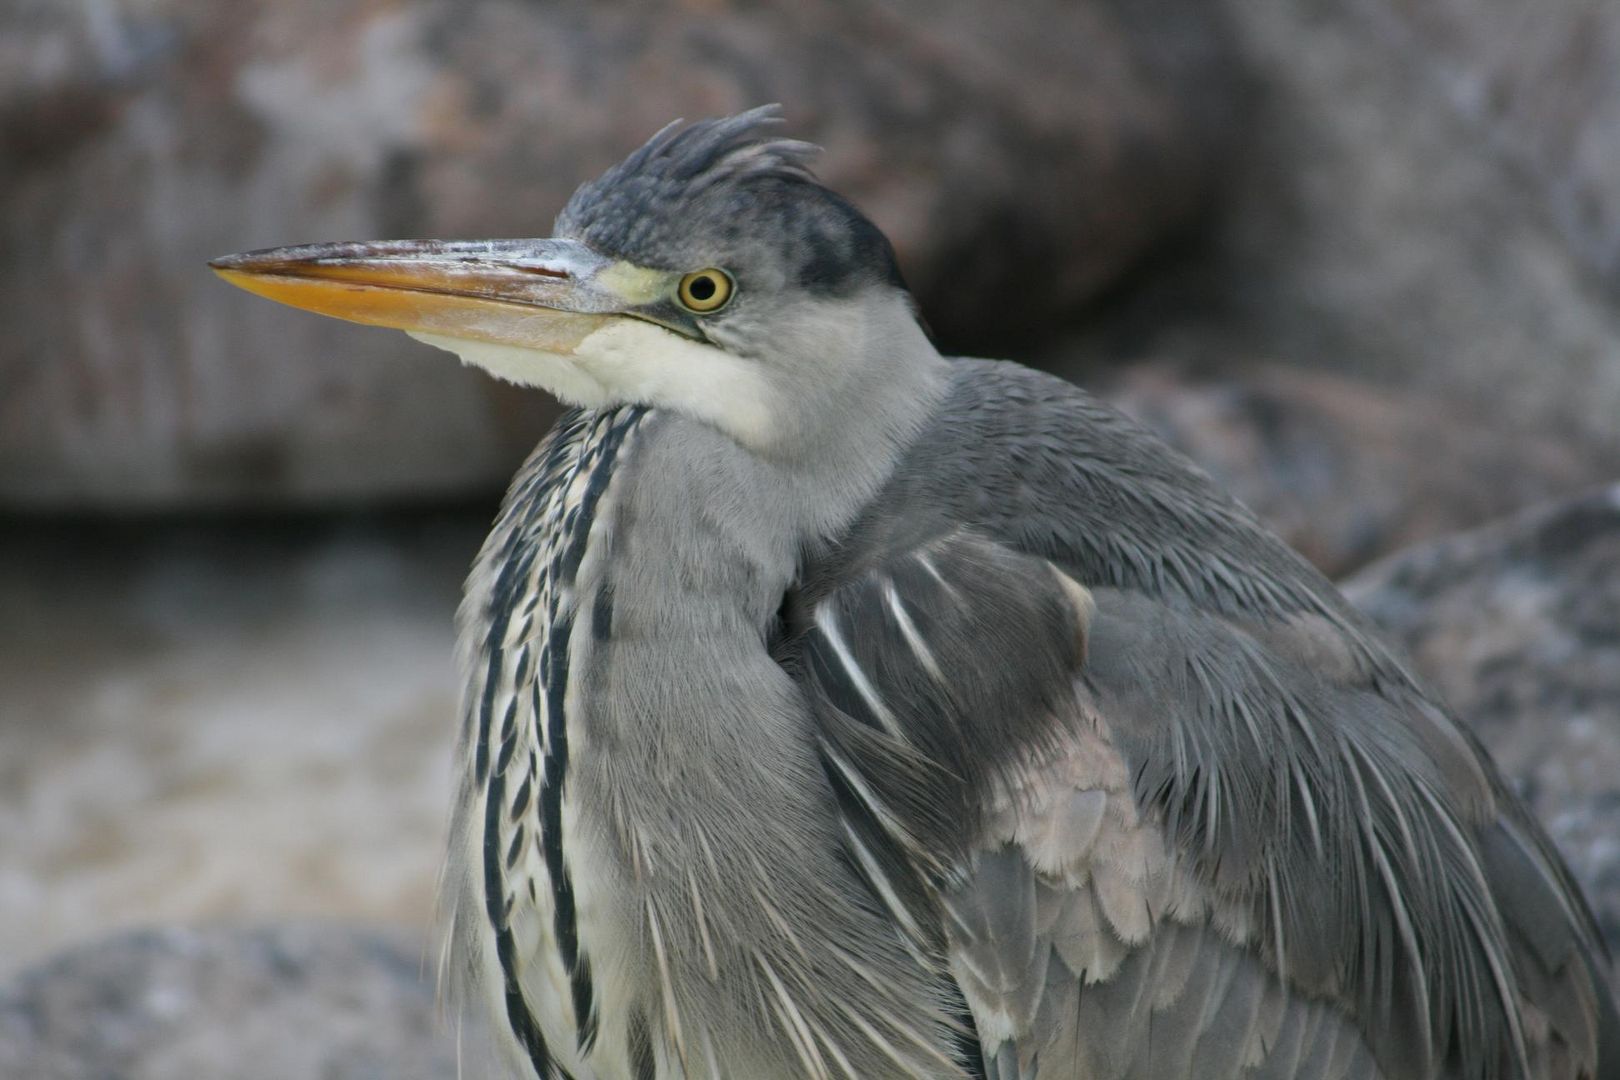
<box><xmin>212</xmin><ymin>106</ymin><xmax>1618</xmax><ymax>1080</ymax></box>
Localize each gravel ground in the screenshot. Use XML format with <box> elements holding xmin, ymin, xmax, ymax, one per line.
<box><xmin>0</xmin><ymin>514</ymin><xmax>482</xmax><ymax>979</ymax></box>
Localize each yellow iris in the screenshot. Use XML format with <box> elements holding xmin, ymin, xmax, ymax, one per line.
<box><xmin>676</xmin><ymin>268</ymin><xmax>735</xmax><ymax>313</ymax></box>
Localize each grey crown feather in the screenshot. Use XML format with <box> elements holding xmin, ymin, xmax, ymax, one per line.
<box><xmin>554</xmin><ymin>106</ymin><xmax>906</xmax><ymax>297</ymax></box>
<box><xmin>556</xmin><ymin>105</ymin><xmax>819</xmax><ymax>251</ymax></box>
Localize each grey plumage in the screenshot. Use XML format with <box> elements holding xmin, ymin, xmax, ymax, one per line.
<box><xmin>789</xmin><ymin>357</ymin><xmax>1618</xmax><ymax>1078</ymax></box>
<box><xmin>438</xmin><ymin>349</ymin><xmax>1618</xmax><ymax>1078</ymax></box>
<box><xmin>212</xmin><ymin>107</ymin><xmax>1619</xmax><ymax>1080</ymax></box>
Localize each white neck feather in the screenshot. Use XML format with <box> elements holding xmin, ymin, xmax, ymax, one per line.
<box><xmin>409</xmin><ymin>288</ymin><xmax>945</xmax><ymax>505</ymax></box>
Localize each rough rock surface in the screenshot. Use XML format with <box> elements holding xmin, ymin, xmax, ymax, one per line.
<box><xmin>1346</xmin><ymin>485</ymin><xmax>1620</xmax><ymax>964</ymax></box>
<box><xmin>1067</xmin><ymin>0</ymin><xmax>1620</xmax><ymax>469</ymax></box>
<box><xmin>0</xmin><ymin>0</ymin><xmax>1234</xmax><ymax>508</ymax></box>
<box><xmin>1098</xmin><ymin>362</ymin><xmax>1610</xmax><ymax>576</ymax></box>
<box><xmin>0</xmin><ymin>924</ymin><xmax>461</xmax><ymax>1079</ymax></box>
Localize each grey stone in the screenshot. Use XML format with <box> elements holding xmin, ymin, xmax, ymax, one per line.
<box><xmin>0</xmin><ymin>924</ymin><xmax>460</xmax><ymax>1079</ymax></box>
<box><xmin>1063</xmin><ymin>0</ymin><xmax>1620</xmax><ymax>471</ymax></box>
<box><xmin>1346</xmin><ymin>485</ymin><xmax>1620</xmax><ymax>965</ymax></box>
<box><xmin>0</xmin><ymin>0</ymin><xmax>1235</xmax><ymax>508</ymax></box>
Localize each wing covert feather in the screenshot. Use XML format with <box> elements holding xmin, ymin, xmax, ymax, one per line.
<box><xmin>788</xmin><ymin>368</ymin><xmax>1615</xmax><ymax>1078</ymax></box>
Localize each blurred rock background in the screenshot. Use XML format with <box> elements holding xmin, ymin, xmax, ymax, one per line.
<box><xmin>1</xmin><ymin>0</ymin><xmax>1617</xmax><ymax>1074</ymax></box>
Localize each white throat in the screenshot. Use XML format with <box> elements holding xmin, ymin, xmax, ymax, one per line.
<box><xmin>408</xmin><ymin>289</ymin><xmax>945</xmax><ymax>474</ymax></box>
<box><xmin>408</xmin><ymin>320</ymin><xmax>780</xmax><ymax>450</ymax></box>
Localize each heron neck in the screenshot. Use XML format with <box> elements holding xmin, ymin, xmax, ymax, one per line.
<box><xmin>514</xmin><ymin>394</ymin><xmax>952</xmax><ymax>1074</ymax></box>
<box><xmin>575</xmin><ymin>330</ymin><xmax>946</xmax><ymax>756</ymax></box>
<box><xmin>747</xmin><ymin>298</ymin><xmax>948</xmax><ymax>536</ymax></box>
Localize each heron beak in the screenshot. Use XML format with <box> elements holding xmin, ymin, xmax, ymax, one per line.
<box><xmin>209</xmin><ymin>238</ymin><xmax>669</xmax><ymax>355</ymax></box>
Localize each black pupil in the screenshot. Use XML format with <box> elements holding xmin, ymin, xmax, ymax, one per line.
<box><xmin>689</xmin><ymin>275</ymin><xmax>717</xmax><ymax>302</ymax></box>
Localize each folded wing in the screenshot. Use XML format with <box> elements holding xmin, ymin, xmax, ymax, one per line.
<box><xmin>791</xmin><ymin>523</ymin><xmax>1613</xmax><ymax>1079</ymax></box>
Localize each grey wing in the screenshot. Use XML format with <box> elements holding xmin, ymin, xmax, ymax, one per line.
<box><xmin>793</xmin><ymin>530</ymin><xmax>1616</xmax><ymax>1080</ymax></box>
<box><xmin>952</xmin><ymin>860</ymin><xmax>1383</xmax><ymax>1080</ymax></box>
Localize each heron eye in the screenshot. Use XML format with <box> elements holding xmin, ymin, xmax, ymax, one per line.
<box><xmin>676</xmin><ymin>269</ymin><xmax>734</xmax><ymax>313</ymax></box>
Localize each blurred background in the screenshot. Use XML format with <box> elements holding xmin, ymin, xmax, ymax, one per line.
<box><xmin>2</xmin><ymin>0</ymin><xmax>1618</xmax><ymax>1074</ymax></box>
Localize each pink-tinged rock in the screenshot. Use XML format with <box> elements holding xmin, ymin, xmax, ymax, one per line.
<box><xmin>0</xmin><ymin>0</ymin><xmax>1235</xmax><ymax>508</ymax></box>
<box><xmin>1077</xmin><ymin>0</ymin><xmax>1620</xmax><ymax>468</ymax></box>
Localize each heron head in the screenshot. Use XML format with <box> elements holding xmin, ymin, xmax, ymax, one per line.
<box><xmin>211</xmin><ymin>107</ymin><xmax>933</xmax><ymax>454</ymax></box>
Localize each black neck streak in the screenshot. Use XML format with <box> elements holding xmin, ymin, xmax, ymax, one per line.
<box><xmin>478</xmin><ymin>405</ymin><xmax>646</xmax><ymax>1079</ymax></box>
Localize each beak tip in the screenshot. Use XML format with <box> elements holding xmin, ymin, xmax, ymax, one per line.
<box><xmin>209</xmin><ymin>247</ymin><xmax>298</xmax><ymax>275</ymax></box>
<box><xmin>208</xmin><ymin>252</ymin><xmax>260</xmax><ymax>279</ymax></box>
<box><xmin>208</xmin><ymin>262</ymin><xmax>253</xmax><ymax>291</ymax></box>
